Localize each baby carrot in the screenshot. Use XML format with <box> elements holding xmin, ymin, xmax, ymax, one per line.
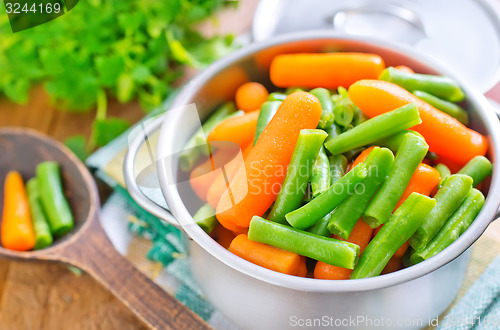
<box><xmin>1</xmin><ymin>171</ymin><xmax>36</xmax><ymax>251</ymax></box>
<box><xmin>207</xmin><ymin>110</ymin><xmax>259</xmax><ymax>150</ymax></box>
<box><xmin>206</xmin><ymin>143</ymin><xmax>252</xmax><ymax>208</ymax></box>
<box><xmin>350</xmin><ymin>146</ymin><xmax>376</xmax><ymax>169</ymax></box>
<box><xmin>348</xmin><ymin>80</ymin><xmax>487</xmax><ymax>165</ymax></box>
<box><xmin>216</xmin><ymin>92</ymin><xmax>322</xmax><ymax>229</ymax></box>
<box><xmin>229</xmin><ymin>234</ymin><xmax>302</xmax><ymax>275</ymax></box>
<box><xmin>395</xmin><ymin>163</ymin><xmax>441</xmax><ymax>209</ymax></box>
<box><xmin>314</xmin><ymin>219</ymin><xmax>373</xmax><ymax>280</ymax></box>
<box><xmin>381</xmin><ymin>257</ymin><xmax>403</xmax><ymax>275</ymax></box>
<box><xmin>270</xmin><ymin>53</ymin><xmax>385</xmax><ymax>89</ymax></box>
<box><xmin>235</xmin><ymin>82</ymin><xmax>269</xmax><ymax>112</ymax></box>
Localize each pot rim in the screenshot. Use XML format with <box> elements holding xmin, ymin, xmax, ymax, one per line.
<box><xmin>158</xmin><ymin>31</ymin><xmax>500</xmax><ymax>292</ymax></box>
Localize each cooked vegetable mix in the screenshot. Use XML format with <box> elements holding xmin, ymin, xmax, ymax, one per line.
<box><xmin>181</xmin><ymin>51</ymin><xmax>491</xmax><ymax>279</ymax></box>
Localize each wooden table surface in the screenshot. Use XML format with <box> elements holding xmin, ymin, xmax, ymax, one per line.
<box><xmin>0</xmin><ymin>1</ymin><xmax>258</xmax><ymax>329</ymax></box>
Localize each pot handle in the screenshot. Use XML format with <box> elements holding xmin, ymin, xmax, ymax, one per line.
<box><xmin>123</xmin><ymin>116</ymin><xmax>182</xmax><ymax>230</ymax></box>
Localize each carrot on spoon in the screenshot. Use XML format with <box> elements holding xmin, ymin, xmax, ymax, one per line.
<box><xmin>1</xmin><ymin>171</ymin><xmax>36</xmax><ymax>251</ymax></box>
<box><xmin>348</xmin><ymin>80</ymin><xmax>487</xmax><ymax>165</ymax></box>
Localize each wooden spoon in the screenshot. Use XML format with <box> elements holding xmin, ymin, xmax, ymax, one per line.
<box><xmin>0</xmin><ymin>128</ymin><xmax>210</xmax><ymax>330</ymax></box>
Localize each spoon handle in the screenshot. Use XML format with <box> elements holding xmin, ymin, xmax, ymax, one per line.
<box><xmin>46</xmin><ymin>214</ymin><xmax>210</xmax><ymax>330</ymax></box>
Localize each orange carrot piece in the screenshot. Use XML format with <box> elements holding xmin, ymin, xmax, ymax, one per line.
<box><xmin>216</xmin><ymin>92</ymin><xmax>322</xmax><ymax>229</ymax></box>
<box><xmin>270</xmin><ymin>53</ymin><xmax>385</xmax><ymax>89</ymax></box>
<box><xmin>348</xmin><ymin>80</ymin><xmax>488</xmax><ymax>165</ymax></box>
<box><xmin>314</xmin><ymin>219</ymin><xmax>373</xmax><ymax>280</ymax></box>
<box><xmin>394</xmin><ymin>65</ymin><xmax>415</xmax><ymax>74</ymax></box>
<box><xmin>295</xmin><ymin>256</ymin><xmax>308</xmax><ymax>277</ymax></box>
<box><xmin>206</xmin><ymin>143</ymin><xmax>252</xmax><ymax>208</ymax></box>
<box><xmin>229</xmin><ymin>234</ymin><xmax>302</xmax><ymax>275</ymax></box>
<box><xmin>1</xmin><ymin>171</ymin><xmax>36</xmax><ymax>251</ymax></box>
<box><xmin>207</xmin><ymin>110</ymin><xmax>259</xmax><ymax>150</ymax></box>
<box><xmin>381</xmin><ymin>257</ymin><xmax>403</xmax><ymax>275</ymax></box>
<box><xmin>395</xmin><ymin>163</ymin><xmax>441</xmax><ymax>209</ymax></box>
<box><xmin>212</xmin><ymin>225</ymin><xmax>236</xmax><ymax>249</ymax></box>
<box><xmin>189</xmin><ymin>149</ymin><xmax>237</xmax><ymax>201</ymax></box>
<box><xmin>350</xmin><ymin>146</ymin><xmax>377</xmax><ymax>170</ymax></box>
<box><xmin>235</xmin><ymin>82</ymin><xmax>269</xmax><ymax>112</ymax></box>
<box><xmin>372</xmin><ymin>163</ymin><xmax>439</xmax><ymax>257</ymax></box>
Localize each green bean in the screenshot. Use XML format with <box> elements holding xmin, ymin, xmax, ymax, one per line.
<box><xmin>285</xmin><ymin>163</ymin><xmax>368</xmax><ymax>230</ymax></box>
<box><xmin>193</xmin><ymin>204</ymin><xmax>218</xmax><ymax>234</ymax></box>
<box><xmin>372</xmin><ymin>130</ymin><xmax>423</xmax><ymax>153</ymax></box>
<box><xmin>325</xmin><ymin>103</ymin><xmax>421</xmax><ymax>156</ymax></box>
<box><xmin>324</xmin><ymin>122</ymin><xmax>342</xmax><ymax>148</ymax></box>
<box><xmin>248</xmin><ymin>216</ymin><xmax>360</xmax><ymax>269</ymax></box>
<box><xmin>413</xmin><ymin>90</ymin><xmax>469</xmax><ymax>125</ymax></box>
<box><xmin>329</xmin><ymin>154</ymin><xmax>348</xmax><ymax>185</ymax></box>
<box><xmin>253</xmin><ymin>101</ymin><xmax>281</xmax><ymax>145</ymax></box>
<box><xmin>435</xmin><ymin>163</ymin><xmax>451</xmax><ymax>189</ymax></box>
<box><xmin>267</xmin><ymin>92</ymin><xmax>287</xmax><ymax>101</ymax></box>
<box><xmin>26</xmin><ymin>178</ymin><xmax>53</xmax><ymax>249</ymax></box>
<box><xmin>36</xmin><ymin>162</ymin><xmax>74</xmax><ymax>237</ymax></box>
<box><xmin>310</xmin><ymin>88</ymin><xmax>335</xmax><ymax>129</ymax></box>
<box><xmin>379</xmin><ymin>67</ymin><xmax>465</xmax><ymax>102</ymax></box>
<box><xmin>328</xmin><ymin>147</ymin><xmax>394</xmax><ymax>239</ymax></box>
<box><xmin>306</xmin><ymin>212</ymin><xmax>332</xmax><ymax>237</ymax></box>
<box><xmin>457</xmin><ymin>155</ymin><xmax>493</xmax><ymax>187</ymax></box>
<box><xmin>363</xmin><ymin>133</ymin><xmax>429</xmax><ymax>228</ymax></box>
<box><xmin>411</xmin><ymin>188</ymin><xmax>484</xmax><ymax>264</ymax></box>
<box><xmin>268</xmin><ymin>129</ymin><xmax>328</xmax><ymax>224</ymax></box>
<box><xmin>179</xmin><ymin>102</ymin><xmax>237</xmax><ymax>171</ymax></box>
<box><xmin>351</xmin><ymin>193</ymin><xmax>436</xmax><ymax>279</ymax></box>
<box><xmin>311</xmin><ymin>147</ymin><xmax>331</xmax><ymax>198</ymax></box>
<box><xmin>409</xmin><ymin>174</ymin><xmax>473</xmax><ymax>251</ymax></box>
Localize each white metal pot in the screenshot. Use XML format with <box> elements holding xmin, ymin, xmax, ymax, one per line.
<box><xmin>124</xmin><ymin>32</ymin><xmax>500</xmax><ymax>330</ymax></box>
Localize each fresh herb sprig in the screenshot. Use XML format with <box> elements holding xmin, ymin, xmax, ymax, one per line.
<box><xmin>0</xmin><ymin>0</ymin><xmax>236</xmax><ymax>153</ymax></box>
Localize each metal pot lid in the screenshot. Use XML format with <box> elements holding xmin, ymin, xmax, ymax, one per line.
<box><xmin>252</xmin><ymin>0</ymin><xmax>500</xmax><ymax>93</ymax></box>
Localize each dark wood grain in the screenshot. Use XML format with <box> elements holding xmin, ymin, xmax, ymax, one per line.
<box><xmin>0</xmin><ymin>129</ymin><xmax>210</xmax><ymax>330</ymax></box>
